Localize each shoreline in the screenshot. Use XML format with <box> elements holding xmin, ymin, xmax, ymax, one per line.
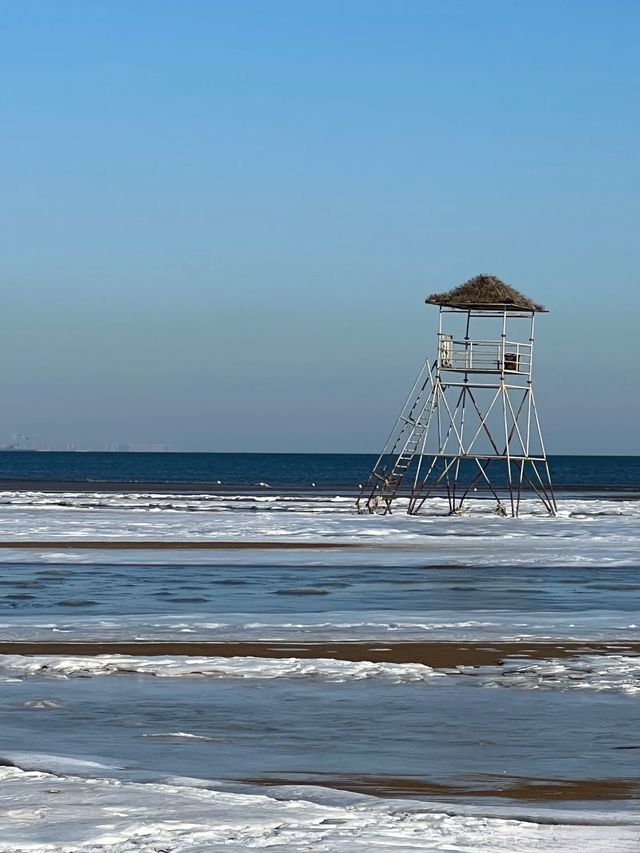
<box><xmin>0</xmin><ymin>478</ymin><xmax>636</xmax><ymax>498</ymax></box>
<box><xmin>243</xmin><ymin>772</ymin><xmax>640</xmax><ymax>802</ymax></box>
<box><xmin>1</xmin><ymin>640</ymin><xmax>638</xmax><ymax>666</ymax></box>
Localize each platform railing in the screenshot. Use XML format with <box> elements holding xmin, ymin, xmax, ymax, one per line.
<box><xmin>438</xmin><ymin>337</ymin><xmax>532</xmax><ymax>374</ymax></box>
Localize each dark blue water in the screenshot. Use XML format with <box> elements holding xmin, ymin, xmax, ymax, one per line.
<box><xmin>0</xmin><ymin>451</ymin><xmax>638</xmax><ymax>488</ymax></box>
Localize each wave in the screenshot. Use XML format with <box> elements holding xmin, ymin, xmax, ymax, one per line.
<box><xmin>140</xmin><ymin>732</ymin><xmax>228</xmax><ymax>742</ymax></box>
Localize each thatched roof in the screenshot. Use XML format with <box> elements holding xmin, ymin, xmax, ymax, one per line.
<box><xmin>426</xmin><ymin>274</ymin><xmax>546</xmax><ymax>312</ymax></box>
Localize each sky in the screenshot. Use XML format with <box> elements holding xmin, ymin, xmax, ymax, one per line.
<box><xmin>1</xmin><ymin>0</ymin><xmax>639</xmax><ymax>453</ymax></box>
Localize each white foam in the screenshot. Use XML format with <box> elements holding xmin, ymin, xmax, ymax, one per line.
<box><xmin>2</xmin><ymin>752</ymin><xmax>121</xmax><ymax>774</ymax></box>
<box><xmin>0</xmin><ymin>491</ymin><xmax>638</xmax><ymax>570</ymax></box>
<box><xmin>0</xmin><ymin>653</ymin><xmax>442</xmax><ymax>683</ymax></box>
<box><xmin>470</xmin><ymin>654</ymin><xmax>640</xmax><ymax>695</ymax></box>
<box><xmin>0</xmin><ymin>610</ymin><xmax>636</xmax><ymax>644</ymax></box>
<box><xmin>2</xmin><ymin>652</ymin><xmax>639</xmax><ymax>694</ymax></box>
<box><xmin>140</xmin><ymin>732</ymin><xmax>227</xmax><ymax>742</ymax></box>
<box><xmin>0</xmin><ymin>764</ymin><xmax>638</xmax><ymax>852</ymax></box>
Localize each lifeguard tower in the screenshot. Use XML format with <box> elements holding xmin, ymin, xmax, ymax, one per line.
<box><xmin>357</xmin><ymin>274</ymin><xmax>556</xmax><ymax>517</ymax></box>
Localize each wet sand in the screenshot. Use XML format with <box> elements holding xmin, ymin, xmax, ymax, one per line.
<box><xmin>2</xmin><ymin>640</ymin><xmax>639</xmax><ymax>667</ymax></box>
<box><xmin>245</xmin><ymin>772</ymin><xmax>640</xmax><ymax>801</ymax></box>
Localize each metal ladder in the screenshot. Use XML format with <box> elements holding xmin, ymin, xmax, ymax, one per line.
<box><xmin>357</xmin><ymin>360</ymin><xmax>435</xmax><ymax>514</ymax></box>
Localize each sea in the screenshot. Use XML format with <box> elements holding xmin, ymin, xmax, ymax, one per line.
<box><xmin>0</xmin><ymin>451</ymin><xmax>639</xmax><ymax>852</ymax></box>
<box><xmin>0</xmin><ymin>450</ymin><xmax>640</xmax><ymax>488</ymax></box>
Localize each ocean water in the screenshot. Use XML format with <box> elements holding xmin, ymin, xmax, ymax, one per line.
<box><xmin>0</xmin><ymin>454</ymin><xmax>638</xmax><ymax>851</ymax></box>
<box><xmin>0</xmin><ymin>450</ymin><xmax>639</xmax><ymax>489</ymax></box>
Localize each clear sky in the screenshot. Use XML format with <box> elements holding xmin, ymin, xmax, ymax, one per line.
<box><xmin>1</xmin><ymin>1</ymin><xmax>639</xmax><ymax>453</ymax></box>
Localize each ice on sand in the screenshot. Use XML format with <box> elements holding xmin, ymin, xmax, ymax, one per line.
<box><xmin>1</xmin><ymin>765</ymin><xmax>639</xmax><ymax>852</ymax></box>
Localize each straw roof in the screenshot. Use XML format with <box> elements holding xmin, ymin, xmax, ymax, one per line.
<box><xmin>426</xmin><ymin>274</ymin><xmax>546</xmax><ymax>312</ymax></box>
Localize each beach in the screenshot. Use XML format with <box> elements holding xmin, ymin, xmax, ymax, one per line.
<box><xmin>5</xmin><ymin>0</ymin><xmax>639</xmax><ymax>844</ymax></box>
<box><xmin>0</xmin><ymin>483</ymin><xmax>638</xmax><ymax>851</ymax></box>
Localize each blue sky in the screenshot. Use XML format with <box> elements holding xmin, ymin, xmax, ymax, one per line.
<box><xmin>1</xmin><ymin>1</ymin><xmax>639</xmax><ymax>452</ymax></box>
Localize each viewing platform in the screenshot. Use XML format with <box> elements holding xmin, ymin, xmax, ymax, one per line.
<box><xmin>438</xmin><ymin>334</ymin><xmax>532</xmax><ymax>375</ymax></box>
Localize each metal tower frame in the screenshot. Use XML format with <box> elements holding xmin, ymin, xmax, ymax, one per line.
<box><xmin>357</xmin><ymin>305</ymin><xmax>556</xmax><ymax>517</ymax></box>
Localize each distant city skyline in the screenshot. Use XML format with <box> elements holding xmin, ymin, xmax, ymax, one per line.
<box><xmin>0</xmin><ymin>441</ymin><xmax>175</xmax><ymax>453</ymax></box>
<box><xmin>2</xmin><ymin>1</ymin><xmax>639</xmax><ymax>454</ymax></box>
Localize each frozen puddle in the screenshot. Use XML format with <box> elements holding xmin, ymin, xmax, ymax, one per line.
<box><xmin>0</xmin><ymin>765</ymin><xmax>639</xmax><ymax>852</ymax></box>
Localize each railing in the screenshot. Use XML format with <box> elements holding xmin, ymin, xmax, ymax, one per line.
<box><xmin>438</xmin><ymin>336</ymin><xmax>532</xmax><ymax>374</ymax></box>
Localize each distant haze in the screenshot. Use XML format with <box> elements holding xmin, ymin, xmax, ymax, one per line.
<box><xmin>1</xmin><ymin>1</ymin><xmax>639</xmax><ymax>453</ymax></box>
